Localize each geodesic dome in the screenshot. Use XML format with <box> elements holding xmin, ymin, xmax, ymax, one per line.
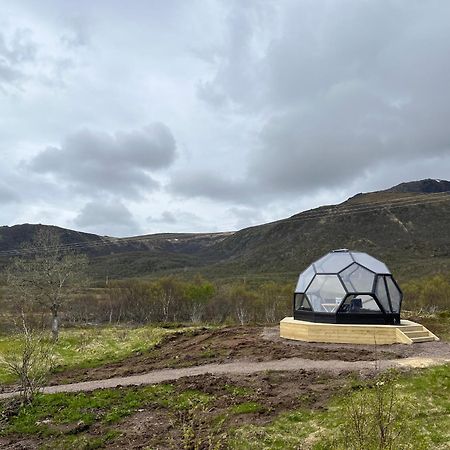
<box><xmin>294</xmin><ymin>249</ymin><xmax>402</xmax><ymax>325</ymax></box>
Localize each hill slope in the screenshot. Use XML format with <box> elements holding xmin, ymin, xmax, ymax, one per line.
<box><xmin>1</xmin><ymin>179</ymin><xmax>449</xmax><ymax>282</ymax></box>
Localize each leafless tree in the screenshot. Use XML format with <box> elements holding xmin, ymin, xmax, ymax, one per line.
<box><xmin>0</xmin><ymin>312</ymin><xmax>54</xmax><ymax>403</ymax></box>
<box><xmin>7</xmin><ymin>229</ymin><xmax>88</xmax><ymax>341</ymax></box>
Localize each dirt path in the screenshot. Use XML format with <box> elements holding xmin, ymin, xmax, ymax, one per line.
<box><xmin>1</xmin><ymin>354</ymin><xmax>448</xmax><ymax>400</ymax></box>
<box><xmin>34</xmin><ymin>326</ymin><xmax>450</xmax><ymax>388</ymax></box>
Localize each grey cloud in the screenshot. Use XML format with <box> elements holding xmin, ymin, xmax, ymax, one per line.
<box><xmin>61</xmin><ymin>15</ymin><xmax>91</xmax><ymax>48</ymax></box>
<box><xmin>195</xmin><ymin>0</ymin><xmax>450</xmax><ymax>201</ymax></box>
<box><xmin>74</xmin><ymin>200</ymin><xmax>140</xmax><ymax>236</ymax></box>
<box><xmin>227</xmin><ymin>206</ymin><xmax>263</xmax><ymax>229</ymax></box>
<box><xmin>0</xmin><ymin>183</ymin><xmax>20</xmax><ymax>204</ymax></box>
<box><xmin>149</xmin><ymin>211</ymin><xmax>177</xmax><ymax>224</ymax></box>
<box><xmin>196</xmin><ymin>1</ymin><xmax>273</xmax><ymax>110</ymax></box>
<box><xmin>29</xmin><ymin>123</ymin><xmax>177</xmax><ymax>199</ymax></box>
<box><xmin>169</xmin><ymin>171</ymin><xmax>257</xmax><ymax>204</ymax></box>
<box><xmin>146</xmin><ymin>209</ymin><xmax>206</xmax><ymax>233</ymax></box>
<box><xmin>0</xmin><ymin>29</ymin><xmax>36</xmax><ymax>89</ymax></box>
<box><xmin>0</xmin><ymin>29</ymin><xmax>36</xmax><ymax>64</ymax></box>
<box><xmin>147</xmin><ymin>210</ymin><xmax>202</xmax><ymax>225</ymax></box>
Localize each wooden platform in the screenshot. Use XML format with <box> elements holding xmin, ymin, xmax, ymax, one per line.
<box><xmin>280</xmin><ymin>317</ymin><xmax>439</xmax><ymax>345</ymax></box>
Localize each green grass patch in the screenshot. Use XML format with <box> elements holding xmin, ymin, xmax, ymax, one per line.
<box><xmin>230</xmin><ymin>402</ymin><xmax>265</xmax><ymax>415</ymax></box>
<box><xmin>229</xmin><ymin>364</ymin><xmax>450</xmax><ymax>449</ymax></box>
<box><xmin>0</xmin><ymin>324</ymin><xmax>202</xmax><ymax>384</ymax></box>
<box><xmin>0</xmin><ymin>383</ymin><xmax>213</xmax><ymax>438</ymax></box>
<box><xmin>39</xmin><ymin>430</ymin><xmax>122</xmax><ymax>450</ymax></box>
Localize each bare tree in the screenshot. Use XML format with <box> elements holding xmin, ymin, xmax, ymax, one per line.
<box><xmin>7</xmin><ymin>228</ymin><xmax>88</xmax><ymax>341</ymax></box>
<box><xmin>0</xmin><ymin>312</ymin><xmax>54</xmax><ymax>403</ymax></box>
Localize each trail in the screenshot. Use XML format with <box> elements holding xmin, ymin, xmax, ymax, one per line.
<box><xmin>1</xmin><ymin>355</ymin><xmax>448</xmax><ymax>400</ymax></box>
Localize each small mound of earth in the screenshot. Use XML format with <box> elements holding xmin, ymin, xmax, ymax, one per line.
<box><xmin>46</xmin><ymin>326</ymin><xmax>411</xmax><ymax>386</ymax></box>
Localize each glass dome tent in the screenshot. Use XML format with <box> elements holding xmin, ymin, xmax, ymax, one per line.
<box><xmin>294</xmin><ymin>249</ymin><xmax>402</xmax><ymax>325</ymax></box>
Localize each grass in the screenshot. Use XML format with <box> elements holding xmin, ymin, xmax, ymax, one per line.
<box><xmin>0</xmin><ymin>383</ymin><xmax>217</xmax><ymax>449</ymax></box>
<box><xmin>230</xmin><ymin>402</ymin><xmax>266</xmax><ymax>415</ymax></box>
<box><xmin>405</xmin><ymin>311</ymin><xmax>450</xmax><ymax>341</ymax></box>
<box><xmin>0</xmin><ymin>384</ymin><xmax>212</xmax><ymax>435</ymax></box>
<box><xmin>0</xmin><ymin>364</ymin><xmax>448</xmax><ymax>448</ymax></box>
<box><xmin>0</xmin><ymin>324</ymin><xmax>202</xmax><ymax>384</ymax></box>
<box><xmin>223</xmin><ymin>384</ymin><xmax>254</xmax><ymax>397</ymax></box>
<box><xmin>229</xmin><ymin>364</ymin><xmax>450</xmax><ymax>450</ymax></box>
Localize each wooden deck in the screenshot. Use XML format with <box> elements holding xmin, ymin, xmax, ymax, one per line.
<box><xmin>280</xmin><ymin>317</ymin><xmax>439</xmax><ymax>345</ymax></box>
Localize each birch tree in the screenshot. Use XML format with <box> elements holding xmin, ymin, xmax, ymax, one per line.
<box><xmin>7</xmin><ymin>228</ymin><xmax>88</xmax><ymax>341</ymax></box>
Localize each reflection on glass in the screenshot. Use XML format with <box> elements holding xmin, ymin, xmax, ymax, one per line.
<box><xmin>352</xmin><ymin>252</ymin><xmax>390</xmax><ymax>274</ymax></box>
<box><xmin>375</xmin><ymin>276</ymin><xmax>391</xmax><ymax>313</ymax></box>
<box><xmin>295</xmin><ymin>264</ymin><xmax>315</xmax><ymax>292</ymax></box>
<box><xmin>294</xmin><ymin>293</ymin><xmax>312</xmax><ymax>311</ymax></box>
<box><xmin>314</xmin><ymin>252</ymin><xmax>353</xmax><ymax>273</ymax></box>
<box><xmin>306</xmin><ymin>275</ymin><xmax>346</xmax><ymax>312</ymax></box>
<box><xmin>386</xmin><ymin>277</ymin><xmax>401</xmax><ymax>312</ymax></box>
<box><xmin>340</xmin><ymin>263</ymin><xmax>375</xmax><ymax>293</ymax></box>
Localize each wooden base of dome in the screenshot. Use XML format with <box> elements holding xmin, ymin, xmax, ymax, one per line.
<box><xmin>280</xmin><ymin>317</ymin><xmax>439</xmax><ymax>345</ymax></box>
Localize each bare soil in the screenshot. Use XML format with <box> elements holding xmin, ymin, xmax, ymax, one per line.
<box><xmin>111</xmin><ymin>370</ymin><xmax>346</xmax><ymax>449</ymax></box>
<box><xmin>1</xmin><ymin>326</ymin><xmax>449</xmax><ymax>449</ymax></box>
<box><xmin>47</xmin><ymin>326</ymin><xmax>407</xmax><ymax>386</ymax></box>
<box><xmin>0</xmin><ymin>370</ymin><xmax>348</xmax><ymax>450</ymax></box>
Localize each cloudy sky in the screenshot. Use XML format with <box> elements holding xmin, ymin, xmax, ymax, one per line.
<box><xmin>1</xmin><ymin>0</ymin><xmax>450</xmax><ymax>236</ymax></box>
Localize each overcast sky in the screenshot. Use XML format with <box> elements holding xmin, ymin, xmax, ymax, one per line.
<box><xmin>1</xmin><ymin>0</ymin><xmax>450</xmax><ymax>236</ymax></box>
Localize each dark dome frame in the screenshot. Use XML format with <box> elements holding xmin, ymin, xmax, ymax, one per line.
<box><xmin>293</xmin><ymin>249</ymin><xmax>403</xmax><ymax>325</ymax></box>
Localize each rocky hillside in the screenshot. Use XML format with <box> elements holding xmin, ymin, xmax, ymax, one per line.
<box><xmin>1</xmin><ymin>179</ymin><xmax>449</xmax><ymax>281</ymax></box>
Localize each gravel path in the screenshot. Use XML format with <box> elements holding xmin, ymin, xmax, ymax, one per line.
<box><xmin>1</xmin><ymin>355</ymin><xmax>448</xmax><ymax>400</ymax></box>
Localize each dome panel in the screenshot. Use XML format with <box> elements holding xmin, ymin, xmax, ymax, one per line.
<box><xmin>340</xmin><ymin>263</ymin><xmax>375</xmax><ymax>293</ymax></box>
<box><xmin>386</xmin><ymin>277</ymin><xmax>401</xmax><ymax>312</ymax></box>
<box><xmin>306</xmin><ymin>274</ymin><xmax>346</xmax><ymax>313</ymax></box>
<box><xmin>294</xmin><ymin>293</ymin><xmax>312</xmax><ymax>312</ymax></box>
<box><xmin>338</xmin><ymin>294</ymin><xmax>382</xmax><ymax>313</ymax></box>
<box><xmin>295</xmin><ymin>264</ymin><xmax>315</xmax><ymax>293</ymax></box>
<box><xmin>351</xmin><ymin>252</ymin><xmax>390</xmax><ymax>274</ymax></box>
<box><xmin>314</xmin><ymin>252</ymin><xmax>353</xmax><ymax>273</ymax></box>
<box><xmin>375</xmin><ymin>276</ymin><xmax>391</xmax><ymax>313</ymax></box>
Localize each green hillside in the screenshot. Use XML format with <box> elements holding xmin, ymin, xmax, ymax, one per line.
<box><xmin>1</xmin><ymin>179</ymin><xmax>449</xmax><ymax>283</ymax></box>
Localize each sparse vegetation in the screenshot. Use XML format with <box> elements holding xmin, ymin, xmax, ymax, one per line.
<box><xmin>0</xmin><ymin>324</ymin><xmax>199</xmax><ymax>384</ymax></box>
<box><xmin>1</xmin><ymin>364</ymin><xmax>448</xmax><ymax>449</ymax></box>
<box><xmin>0</xmin><ymin>317</ymin><xmax>54</xmax><ymax>403</ymax></box>
<box><xmin>0</xmin><ymin>210</ymin><xmax>448</xmax><ymax>449</ymax></box>
<box><xmin>230</xmin><ymin>364</ymin><xmax>450</xmax><ymax>450</ymax></box>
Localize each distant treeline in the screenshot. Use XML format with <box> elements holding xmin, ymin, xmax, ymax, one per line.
<box><xmin>66</xmin><ymin>273</ymin><xmax>450</xmax><ymax>326</ymax></box>
<box><xmin>65</xmin><ymin>276</ymin><xmax>292</xmax><ymax>325</ymax></box>
<box><xmin>1</xmin><ymin>273</ymin><xmax>449</xmax><ymax>329</ymax></box>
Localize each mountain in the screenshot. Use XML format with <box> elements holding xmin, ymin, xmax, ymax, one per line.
<box><xmin>204</xmin><ymin>182</ymin><xmax>450</xmax><ymax>281</ymax></box>
<box><xmin>386</xmin><ymin>178</ymin><xmax>450</xmax><ymax>194</ymax></box>
<box><xmin>1</xmin><ymin>179</ymin><xmax>449</xmax><ymax>282</ymax></box>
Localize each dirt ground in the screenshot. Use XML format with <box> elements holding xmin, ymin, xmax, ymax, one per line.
<box><xmin>111</xmin><ymin>370</ymin><xmax>346</xmax><ymax>449</ymax></box>
<box><xmin>0</xmin><ymin>369</ymin><xmax>348</xmax><ymax>449</ymax></box>
<box><xmin>47</xmin><ymin>326</ymin><xmax>411</xmax><ymax>385</ymax></box>
<box><xmin>1</xmin><ymin>326</ymin><xmax>449</xmax><ymax>449</ymax></box>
